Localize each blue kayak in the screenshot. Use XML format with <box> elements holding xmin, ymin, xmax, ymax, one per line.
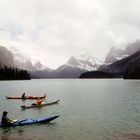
<box><xmin>0</xmin><ymin>115</ymin><xmax>59</xmax><ymax>127</ymax></box>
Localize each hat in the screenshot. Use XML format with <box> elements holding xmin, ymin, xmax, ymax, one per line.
<box><xmin>3</xmin><ymin>111</ymin><xmax>8</xmax><ymax>115</ymax></box>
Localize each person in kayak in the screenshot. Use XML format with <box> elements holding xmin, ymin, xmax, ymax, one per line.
<box><xmin>21</xmin><ymin>93</ymin><xmax>26</xmax><ymax>99</ymax></box>
<box><xmin>36</xmin><ymin>98</ymin><xmax>45</xmax><ymax>105</ymax></box>
<box><xmin>1</xmin><ymin>111</ymin><xmax>15</xmax><ymax>125</ymax></box>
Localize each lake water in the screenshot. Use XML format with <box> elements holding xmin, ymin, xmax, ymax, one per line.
<box><xmin>0</xmin><ymin>79</ymin><xmax>140</xmax><ymax>140</ymax></box>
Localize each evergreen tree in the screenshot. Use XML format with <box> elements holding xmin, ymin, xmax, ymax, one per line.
<box><xmin>0</xmin><ymin>66</ymin><xmax>31</xmax><ymax>80</ymax></box>
<box><xmin>124</xmin><ymin>64</ymin><xmax>140</xmax><ymax>79</ymax></box>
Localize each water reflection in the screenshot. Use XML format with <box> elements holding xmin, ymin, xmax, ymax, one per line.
<box><xmin>115</xmin><ymin>132</ymin><xmax>140</xmax><ymax>140</ymax></box>
<box><xmin>0</xmin><ymin>122</ymin><xmax>56</xmax><ymax>140</ymax></box>
<box><xmin>1</xmin><ymin>127</ymin><xmax>24</xmax><ymax>140</ymax></box>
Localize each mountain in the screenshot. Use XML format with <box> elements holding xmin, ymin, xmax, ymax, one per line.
<box><xmin>0</xmin><ymin>46</ymin><xmax>14</xmax><ymax>67</ymax></box>
<box><xmin>53</xmin><ymin>54</ymin><xmax>103</xmax><ymax>78</ymax></box>
<box><xmin>30</xmin><ymin>68</ymin><xmax>54</xmax><ymax>78</ymax></box>
<box><xmin>105</xmin><ymin>47</ymin><xmax>127</xmax><ymax>64</ymax></box>
<box><xmin>58</xmin><ymin>54</ymin><xmax>103</xmax><ymax>71</ymax></box>
<box><xmin>34</xmin><ymin>61</ymin><xmax>44</xmax><ymax>70</ymax></box>
<box><xmin>15</xmin><ymin>59</ymin><xmax>35</xmax><ymax>71</ymax></box>
<box><xmin>125</xmin><ymin>40</ymin><xmax>140</xmax><ymax>55</ymax></box>
<box><xmin>100</xmin><ymin>50</ymin><xmax>140</xmax><ymax>74</ymax></box>
<box><xmin>9</xmin><ymin>47</ymin><xmax>46</xmax><ymax>71</ymax></box>
<box><xmin>30</xmin><ymin>54</ymin><xmax>103</xmax><ymax>78</ymax></box>
<box><xmin>0</xmin><ymin>46</ymin><xmax>30</xmax><ymax>80</ymax></box>
<box><xmin>105</xmin><ymin>40</ymin><xmax>140</xmax><ymax>64</ymax></box>
<box><xmin>80</xmin><ymin>49</ymin><xmax>140</xmax><ymax>79</ymax></box>
<box><xmin>15</xmin><ymin>59</ymin><xmax>46</xmax><ymax>71</ymax></box>
<box><xmin>69</xmin><ymin>54</ymin><xmax>103</xmax><ymax>70</ymax></box>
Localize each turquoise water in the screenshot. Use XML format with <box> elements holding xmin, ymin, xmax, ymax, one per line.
<box><xmin>0</xmin><ymin>79</ymin><xmax>140</xmax><ymax>140</ymax></box>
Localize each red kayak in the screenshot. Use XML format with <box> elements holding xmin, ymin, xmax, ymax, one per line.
<box><xmin>6</xmin><ymin>94</ymin><xmax>46</xmax><ymax>100</ymax></box>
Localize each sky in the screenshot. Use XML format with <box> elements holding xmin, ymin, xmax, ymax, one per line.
<box><xmin>0</xmin><ymin>0</ymin><xmax>140</xmax><ymax>68</ymax></box>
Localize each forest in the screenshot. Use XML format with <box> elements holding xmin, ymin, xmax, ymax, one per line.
<box><xmin>0</xmin><ymin>66</ymin><xmax>31</xmax><ymax>80</ymax></box>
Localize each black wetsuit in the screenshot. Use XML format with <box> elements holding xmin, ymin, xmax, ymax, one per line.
<box><xmin>1</xmin><ymin>115</ymin><xmax>13</xmax><ymax>126</ymax></box>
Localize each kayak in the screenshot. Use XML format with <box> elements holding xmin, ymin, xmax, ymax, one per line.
<box><xmin>0</xmin><ymin>115</ymin><xmax>59</xmax><ymax>127</ymax></box>
<box><xmin>21</xmin><ymin>99</ymin><xmax>60</xmax><ymax>109</ymax></box>
<box><xmin>6</xmin><ymin>94</ymin><xmax>46</xmax><ymax>100</ymax></box>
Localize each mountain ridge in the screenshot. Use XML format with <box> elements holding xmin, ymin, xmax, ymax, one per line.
<box><xmin>30</xmin><ymin>54</ymin><xmax>103</xmax><ymax>78</ymax></box>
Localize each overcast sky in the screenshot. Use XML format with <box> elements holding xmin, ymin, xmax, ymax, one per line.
<box><xmin>0</xmin><ymin>0</ymin><xmax>140</xmax><ymax>68</ymax></box>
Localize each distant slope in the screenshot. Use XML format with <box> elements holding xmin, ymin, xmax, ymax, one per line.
<box><xmin>80</xmin><ymin>50</ymin><xmax>140</xmax><ymax>79</ymax></box>
<box><xmin>105</xmin><ymin>47</ymin><xmax>125</xmax><ymax>64</ymax></box>
<box><xmin>105</xmin><ymin>40</ymin><xmax>140</xmax><ymax>64</ymax></box>
<box><xmin>100</xmin><ymin>50</ymin><xmax>140</xmax><ymax>74</ymax></box>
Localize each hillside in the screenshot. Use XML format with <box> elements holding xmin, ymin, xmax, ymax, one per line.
<box><xmin>0</xmin><ymin>46</ymin><xmax>31</xmax><ymax>80</ymax></box>
<box><xmin>80</xmin><ymin>50</ymin><xmax>140</xmax><ymax>79</ymax></box>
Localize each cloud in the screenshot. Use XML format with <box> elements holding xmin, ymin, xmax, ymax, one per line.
<box><xmin>0</xmin><ymin>0</ymin><xmax>140</xmax><ymax>68</ymax></box>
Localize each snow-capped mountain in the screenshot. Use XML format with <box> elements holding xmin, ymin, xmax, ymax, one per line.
<box><xmin>58</xmin><ymin>54</ymin><xmax>104</xmax><ymax>71</ymax></box>
<box><xmin>47</xmin><ymin>54</ymin><xmax>104</xmax><ymax>78</ymax></box>
<box><xmin>99</xmin><ymin>50</ymin><xmax>140</xmax><ymax>74</ymax></box>
<box><xmin>30</xmin><ymin>54</ymin><xmax>103</xmax><ymax>78</ymax></box>
<box><xmin>105</xmin><ymin>40</ymin><xmax>140</xmax><ymax>65</ymax></box>
<box><xmin>9</xmin><ymin>46</ymin><xmax>48</xmax><ymax>71</ymax></box>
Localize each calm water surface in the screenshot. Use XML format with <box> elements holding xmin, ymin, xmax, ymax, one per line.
<box><xmin>0</xmin><ymin>79</ymin><xmax>140</xmax><ymax>140</ymax></box>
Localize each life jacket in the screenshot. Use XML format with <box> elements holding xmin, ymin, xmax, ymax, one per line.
<box><xmin>37</xmin><ymin>99</ymin><xmax>43</xmax><ymax>105</ymax></box>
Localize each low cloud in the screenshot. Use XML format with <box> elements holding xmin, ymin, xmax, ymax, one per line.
<box><xmin>0</xmin><ymin>0</ymin><xmax>139</xmax><ymax>68</ymax></box>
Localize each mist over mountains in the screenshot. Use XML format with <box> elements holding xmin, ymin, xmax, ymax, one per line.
<box><xmin>81</xmin><ymin>40</ymin><xmax>140</xmax><ymax>79</ymax></box>
<box><xmin>0</xmin><ymin>46</ymin><xmax>14</xmax><ymax>67</ymax></box>
<box><xmin>0</xmin><ymin>46</ymin><xmax>30</xmax><ymax>80</ymax></box>
<box><xmin>100</xmin><ymin>50</ymin><xmax>140</xmax><ymax>74</ymax></box>
<box><xmin>0</xmin><ymin>46</ymin><xmax>103</xmax><ymax>78</ymax></box>
<box><xmin>81</xmin><ymin>49</ymin><xmax>140</xmax><ymax>79</ymax></box>
<box><xmin>105</xmin><ymin>40</ymin><xmax>140</xmax><ymax>64</ymax></box>
<box><xmin>1</xmin><ymin>39</ymin><xmax>140</xmax><ymax>78</ymax></box>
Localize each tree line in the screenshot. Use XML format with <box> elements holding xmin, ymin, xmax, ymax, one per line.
<box><xmin>124</xmin><ymin>64</ymin><xmax>140</xmax><ymax>79</ymax></box>
<box><xmin>0</xmin><ymin>66</ymin><xmax>31</xmax><ymax>80</ymax></box>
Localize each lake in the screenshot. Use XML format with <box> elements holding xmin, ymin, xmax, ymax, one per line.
<box><xmin>0</xmin><ymin>79</ymin><xmax>140</xmax><ymax>140</ymax></box>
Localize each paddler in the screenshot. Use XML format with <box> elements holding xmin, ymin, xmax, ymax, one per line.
<box><xmin>21</xmin><ymin>92</ymin><xmax>26</xmax><ymax>99</ymax></box>
<box><xmin>36</xmin><ymin>98</ymin><xmax>45</xmax><ymax>105</ymax></box>
<box><xmin>1</xmin><ymin>111</ymin><xmax>16</xmax><ymax>126</ymax></box>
